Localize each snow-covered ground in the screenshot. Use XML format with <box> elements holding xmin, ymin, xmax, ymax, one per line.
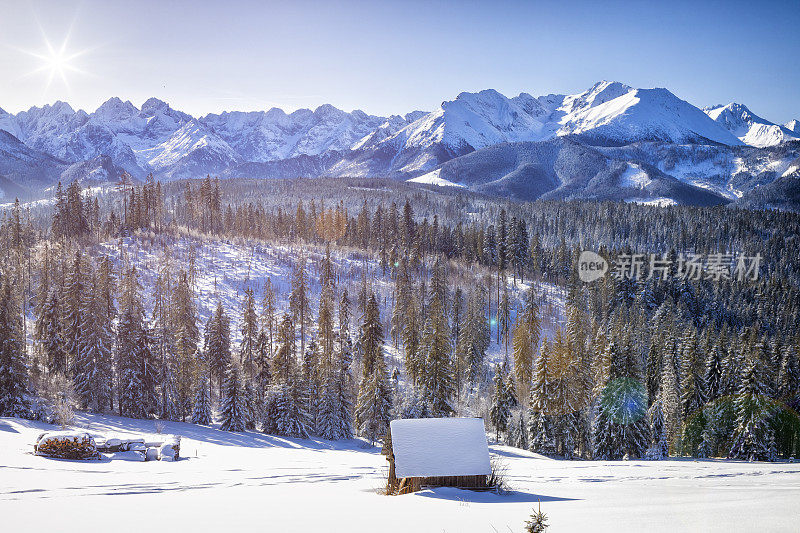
<box><xmin>2</xmin><ymin>413</ymin><xmax>799</xmax><ymax>532</ymax></box>
<box><xmin>407</xmin><ymin>169</ymin><xmax>466</xmax><ymax>188</ymax></box>
<box><xmin>618</xmin><ymin>163</ymin><xmax>652</xmax><ymax>189</ymax></box>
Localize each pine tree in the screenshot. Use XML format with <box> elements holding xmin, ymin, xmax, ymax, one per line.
<box><xmin>35</xmin><ymin>289</ymin><xmax>67</xmax><ymax>376</ymax></box>
<box><xmin>115</xmin><ymin>266</ymin><xmax>158</xmax><ymax>419</ymax></box>
<box><xmin>240</xmin><ymin>286</ymin><xmax>259</xmax><ymax>377</ymax></box>
<box><xmin>205</xmin><ymin>301</ymin><xmax>231</xmax><ymax>394</ymax></box>
<box><xmin>173</xmin><ymin>270</ymin><xmax>199</xmax><ymax>419</ymax></box>
<box><xmin>729</xmin><ymin>350</ymin><xmax>777</xmax><ymax>461</ymax></box>
<box><xmin>489</xmin><ymin>363</ymin><xmax>512</xmax><ymax>440</ymax></box>
<box><xmin>0</xmin><ymin>277</ymin><xmax>30</xmax><ymax>417</ymax></box>
<box><xmin>356</xmin><ymin>349</ymin><xmax>392</xmax><ymax>445</ymax></box>
<box><xmin>529</xmin><ymin>340</ymin><xmax>556</xmax><ymax>454</ymax></box>
<box><xmin>220</xmin><ymin>364</ymin><xmax>247</xmax><ymax>432</ymax></box>
<box><xmin>74</xmin><ymin>271</ymin><xmax>113</xmax><ymax>412</ymax></box>
<box><xmin>191</xmin><ymin>373</ymin><xmax>212</xmax><ymax>425</ymax></box>
<box><xmin>290</xmin><ymin>255</ymin><xmax>311</xmax><ymax>360</ymax></box>
<box><xmin>593</xmin><ymin>337</ymin><xmax>650</xmax><ymax>459</ymax></box>
<box><xmin>422</xmin><ymin>284</ymin><xmax>454</xmax><ymax>417</ymax></box>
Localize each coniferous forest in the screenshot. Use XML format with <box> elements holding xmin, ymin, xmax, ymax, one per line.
<box><xmin>1</xmin><ymin>175</ymin><xmax>798</xmax><ymax>462</ymax></box>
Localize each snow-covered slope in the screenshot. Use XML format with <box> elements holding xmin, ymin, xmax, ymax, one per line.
<box><xmin>704</xmin><ymin>103</ymin><xmax>799</xmax><ymax>147</ymax></box>
<box><xmin>0</xmin><ymin>130</ymin><xmax>67</xmax><ymax>197</ymax></box>
<box><xmin>3</xmin><ymin>412</ymin><xmax>800</xmax><ymax>533</ymax></box>
<box><xmin>557</xmin><ymin>87</ymin><xmax>743</xmax><ymax>146</ymax></box>
<box><xmin>406</xmin><ymin>169</ymin><xmax>465</xmax><ymax>188</ymax></box>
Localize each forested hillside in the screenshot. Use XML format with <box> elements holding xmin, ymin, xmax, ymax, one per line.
<box><xmin>0</xmin><ymin>176</ymin><xmax>798</xmax><ymax>461</ymax></box>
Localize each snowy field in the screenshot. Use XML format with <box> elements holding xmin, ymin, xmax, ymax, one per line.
<box><xmin>3</xmin><ymin>413</ymin><xmax>799</xmax><ymax>533</ymax></box>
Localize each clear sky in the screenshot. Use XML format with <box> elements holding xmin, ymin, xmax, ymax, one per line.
<box><xmin>1</xmin><ymin>0</ymin><xmax>798</xmax><ymax>123</ymax></box>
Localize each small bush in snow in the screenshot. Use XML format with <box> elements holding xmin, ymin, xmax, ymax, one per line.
<box><xmin>524</xmin><ymin>501</ymin><xmax>549</xmax><ymax>533</ymax></box>
<box><xmin>35</xmin><ymin>373</ymin><xmax>79</xmax><ymax>428</ymax></box>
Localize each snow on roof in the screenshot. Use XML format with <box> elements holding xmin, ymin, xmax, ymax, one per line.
<box><xmin>390</xmin><ymin>418</ymin><xmax>491</xmax><ymax>478</ymax></box>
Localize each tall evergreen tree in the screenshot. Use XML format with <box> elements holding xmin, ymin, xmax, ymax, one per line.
<box><xmin>115</xmin><ymin>267</ymin><xmax>158</xmax><ymax>418</ymax></box>
<box><xmin>0</xmin><ymin>278</ymin><xmax>29</xmax><ymax>417</ymax></box>
<box><xmin>220</xmin><ymin>364</ymin><xmax>247</xmax><ymax>432</ymax></box>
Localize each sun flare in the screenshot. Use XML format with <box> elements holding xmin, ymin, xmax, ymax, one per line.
<box><xmin>25</xmin><ymin>35</ymin><xmax>87</xmax><ymax>93</ymax></box>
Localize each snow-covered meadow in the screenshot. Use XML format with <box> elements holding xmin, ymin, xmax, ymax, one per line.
<box><xmin>2</xmin><ymin>413</ymin><xmax>799</xmax><ymax>533</ymax></box>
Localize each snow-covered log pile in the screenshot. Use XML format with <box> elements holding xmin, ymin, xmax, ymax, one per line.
<box><xmin>34</xmin><ymin>432</ymin><xmax>100</xmax><ymax>460</ymax></box>
<box><xmin>34</xmin><ymin>432</ymin><xmax>180</xmax><ymax>461</ymax></box>
<box><xmin>95</xmin><ymin>434</ymin><xmax>181</xmax><ymax>461</ymax></box>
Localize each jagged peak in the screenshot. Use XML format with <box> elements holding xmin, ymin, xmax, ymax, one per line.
<box><xmin>141</xmin><ymin>97</ymin><xmax>169</xmax><ymax>113</ymax></box>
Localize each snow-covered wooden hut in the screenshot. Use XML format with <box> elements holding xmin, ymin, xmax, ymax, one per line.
<box><xmin>382</xmin><ymin>418</ymin><xmax>491</xmax><ymax>494</ymax></box>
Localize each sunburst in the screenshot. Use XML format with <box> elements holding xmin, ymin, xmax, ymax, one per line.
<box><xmin>17</xmin><ymin>15</ymin><xmax>91</xmax><ymax>95</ymax></box>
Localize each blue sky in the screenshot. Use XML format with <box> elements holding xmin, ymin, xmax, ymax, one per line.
<box><xmin>1</xmin><ymin>0</ymin><xmax>798</xmax><ymax>122</ymax></box>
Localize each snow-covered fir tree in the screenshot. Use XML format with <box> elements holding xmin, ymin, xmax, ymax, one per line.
<box><xmin>74</xmin><ymin>271</ymin><xmax>113</xmax><ymax>412</ymax></box>
<box><xmin>220</xmin><ymin>363</ymin><xmax>247</xmax><ymax>432</ymax></box>
<box><xmin>191</xmin><ymin>373</ymin><xmax>212</xmax><ymax>426</ymax></box>
<box><xmin>0</xmin><ymin>277</ymin><xmax>30</xmax><ymax>417</ymax></box>
<box><xmin>115</xmin><ymin>266</ymin><xmax>158</xmax><ymax>419</ymax></box>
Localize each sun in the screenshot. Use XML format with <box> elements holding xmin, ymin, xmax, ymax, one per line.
<box><xmin>22</xmin><ymin>32</ymin><xmax>89</xmax><ymax>94</ymax></box>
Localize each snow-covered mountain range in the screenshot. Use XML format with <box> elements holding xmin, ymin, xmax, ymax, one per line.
<box><xmin>0</xmin><ymin>81</ymin><xmax>798</xmax><ymax>208</ymax></box>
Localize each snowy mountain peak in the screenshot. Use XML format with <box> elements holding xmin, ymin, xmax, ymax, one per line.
<box><xmin>703</xmin><ymin>102</ymin><xmax>798</xmax><ymax>147</ymax></box>
<box><xmin>141</xmin><ymin>97</ymin><xmax>174</xmax><ymax>116</ymax></box>
<box><xmin>93</xmin><ymin>97</ymin><xmax>139</xmax><ymax>124</ymax></box>
<box><xmin>785</xmin><ymin>119</ymin><xmax>800</xmax><ymax>134</ymax></box>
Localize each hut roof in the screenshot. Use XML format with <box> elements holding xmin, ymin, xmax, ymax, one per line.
<box><xmin>390</xmin><ymin>418</ymin><xmax>491</xmax><ymax>478</ymax></box>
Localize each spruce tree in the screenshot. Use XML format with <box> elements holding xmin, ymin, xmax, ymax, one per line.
<box><xmin>529</xmin><ymin>340</ymin><xmax>556</xmax><ymax>454</ymax></box>
<box><xmin>240</xmin><ymin>287</ymin><xmax>259</xmax><ymax>378</ymax></box>
<box><xmin>115</xmin><ymin>266</ymin><xmax>158</xmax><ymax>419</ymax></box>
<box><xmin>729</xmin><ymin>351</ymin><xmax>777</xmax><ymax>461</ymax></box>
<box><xmin>422</xmin><ymin>284</ymin><xmax>454</xmax><ymax>417</ymax></box>
<box><xmin>74</xmin><ymin>272</ymin><xmax>113</xmax><ymax>412</ymax></box>
<box><xmin>0</xmin><ymin>278</ymin><xmax>30</xmax><ymax>417</ymax></box>
<box><xmin>191</xmin><ymin>373</ymin><xmax>213</xmax><ymax>425</ymax></box>
<box><xmin>36</xmin><ymin>289</ymin><xmax>66</xmax><ymax>376</ymax></box>
<box><xmin>593</xmin><ymin>336</ymin><xmax>650</xmax><ymax>459</ymax></box>
<box><xmin>359</xmin><ymin>293</ymin><xmax>383</xmax><ymax>378</ymax></box>
<box><xmin>220</xmin><ymin>364</ymin><xmax>247</xmax><ymax>432</ymax></box>
<box><xmin>489</xmin><ymin>363</ymin><xmax>512</xmax><ymax>440</ymax></box>
<box><xmin>290</xmin><ymin>255</ymin><xmax>311</xmax><ymax>360</ymax></box>
<box><xmin>356</xmin><ymin>350</ymin><xmax>392</xmax><ymax>445</ymax></box>
<box><xmin>205</xmin><ymin>301</ymin><xmax>231</xmax><ymax>394</ymax></box>
<box><xmin>63</xmin><ymin>251</ymin><xmax>85</xmax><ymax>377</ymax></box>
<box><xmin>173</xmin><ymin>270</ymin><xmax>199</xmax><ymax>419</ymax></box>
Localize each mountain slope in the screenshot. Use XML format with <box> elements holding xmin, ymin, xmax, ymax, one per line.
<box><xmin>407</xmin><ymin>137</ymin><xmax>729</xmax><ymax>206</ymax></box>
<box><xmin>0</xmin><ymin>130</ymin><xmax>67</xmax><ymax>198</ymax></box>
